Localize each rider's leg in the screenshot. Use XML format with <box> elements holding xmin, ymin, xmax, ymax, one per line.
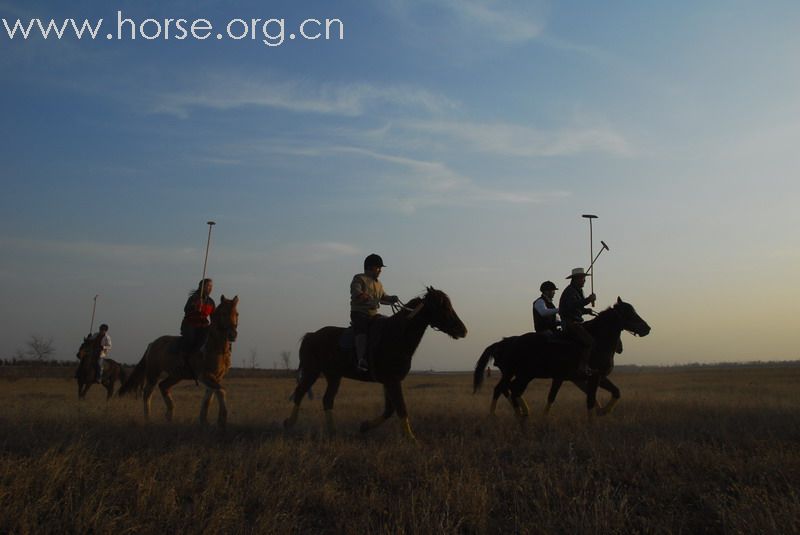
<box><xmin>351</xmin><ymin>312</ymin><xmax>370</xmax><ymax>370</ymax></box>
<box><xmin>95</xmin><ymin>358</ymin><xmax>102</xmax><ymax>383</ymax></box>
<box><xmin>566</xmin><ymin>321</ymin><xmax>594</xmax><ymax>375</ymax></box>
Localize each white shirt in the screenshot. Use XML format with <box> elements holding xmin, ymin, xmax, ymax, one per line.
<box><xmin>92</xmin><ymin>332</ymin><xmax>112</xmax><ymax>358</ymax></box>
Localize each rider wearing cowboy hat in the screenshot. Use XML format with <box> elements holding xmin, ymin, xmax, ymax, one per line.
<box><xmin>558</xmin><ymin>267</ymin><xmax>597</xmax><ymax>376</ymax></box>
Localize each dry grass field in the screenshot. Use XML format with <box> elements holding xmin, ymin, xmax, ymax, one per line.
<box><xmin>1</xmin><ymin>366</ymin><xmax>799</xmax><ymax>534</ymax></box>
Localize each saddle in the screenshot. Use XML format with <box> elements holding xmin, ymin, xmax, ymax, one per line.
<box><xmin>338</xmin><ymin>316</ymin><xmax>388</xmax><ymax>364</ymax></box>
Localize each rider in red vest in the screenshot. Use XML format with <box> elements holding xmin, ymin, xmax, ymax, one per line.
<box><xmin>181</xmin><ymin>278</ymin><xmax>216</xmax><ymax>356</ymax></box>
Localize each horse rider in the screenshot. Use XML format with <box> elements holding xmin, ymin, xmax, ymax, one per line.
<box><xmin>532</xmin><ymin>280</ymin><xmax>560</xmax><ymax>334</ymax></box>
<box><xmin>558</xmin><ymin>268</ymin><xmax>597</xmax><ymax>376</ymax></box>
<box><xmin>90</xmin><ymin>323</ymin><xmax>112</xmax><ymax>383</ymax></box>
<box><xmin>350</xmin><ymin>254</ymin><xmax>399</xmax><ymax>370</ymax></box>
<box><xmin>180</xmin><ymin>278</ymin><xmax>215</xmax><ymax>369</ymax></box>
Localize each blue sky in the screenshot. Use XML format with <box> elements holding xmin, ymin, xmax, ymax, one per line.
<box><xmin>1</xmin><ymin>1</ymin><xmax>799</xmax><ymax>369</ymax></box>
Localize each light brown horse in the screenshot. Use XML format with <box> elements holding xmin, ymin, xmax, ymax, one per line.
<box><xmin>118</xmin><ymin>295</ymin><xmax>239</xmax><ymax>427</ymax></box>
<box><xmin>284</xmin><ymin>287</ymin><xmax>467</xmax><ymax>440</ymax></box>
<box><xmin>75</xmin><ymin>338</ymin><xmax>127</xmax><ymax>400</ymax></box>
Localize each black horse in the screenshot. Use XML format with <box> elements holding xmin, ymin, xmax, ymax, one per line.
<box><xmin>477</xmin><ymin>336</ymin><xmax>624</xmax><ymax>416</ymax></box>
<box><xmin>284</xmin><ymin>287</ymin><xmax>467</xmax><ymax>440</ymax></box>
<box><xmin>75</xmin><ymin>337</ymin><xmax>127</xmax><ymax>400</ymax></box>
<box><xmin>474</xmin><ymin>298</ymin><xmax>650</xmax><ymax>419</ymax></box>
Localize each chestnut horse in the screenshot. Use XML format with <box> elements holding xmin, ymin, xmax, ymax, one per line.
<box><xmin>75</xmin><ymin>338</ymin><xmax>127</xmax><ymax>400</ymax></box>
<box><xmin>284</xmin><ymin>287</ymin><xmax>467</xmax><ymax>440</ymax></box>
<box><xmin>474</xmin><ymin>298</ymin><xmax>650</xmax><ymax>419</ymax></box>
<box><xmin>118</xmin><ymin>295</ymin><xmax>239</xmax><ymax>427</ymax></box>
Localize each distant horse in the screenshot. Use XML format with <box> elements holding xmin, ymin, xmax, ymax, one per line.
<box><xmin>75</xmin><ymin>338</ymin><xmax>127</xmax><ymax>400</ymax></box>
<box><xmin>284</xmin><ymin>287</ymin><xmax>467</xmax><ymax>440</ymax></box>
<box><xmin>118</xmin><ymin>295</ymin><xmax>239</xmax><ymax>427</ymax></box>
<box><xmin>474</xmin><ymin>298</ymin><xmax>650</xmax><ymax>419</ymax></box>
<box><xmin>478</xmin><ymin>335</ymin><xmax>624</xmax><ymax>415</ymax></box>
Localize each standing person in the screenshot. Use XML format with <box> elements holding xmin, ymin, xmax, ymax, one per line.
<box><xmin>350</xmin><ymin>254</ymin><xmax>399</xmax><ymax>370</ymax></box>
<box><xmin>558</xmin><ymin>268</ymin><xmax>596</xmax><ymax>376</ymax></box>
<box><xmin>532</xmin><ymin>281</ymin><xmax>560</xmax><ymax>334</ymax></box>
<box><xmin>180</xmin><ymin>278</ymin><xmax>216</xmax><ymax>357</ymax></box>
<box><xmin>91</xmin><ymin>324</ymin><xmax>112</xmax><ymax>383</ymax></box>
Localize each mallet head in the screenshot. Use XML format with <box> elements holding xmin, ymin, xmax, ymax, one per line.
<box><xmin>601</xmin><ymin>240</ymin><xmax>609</xmax><ymax>251</ymax></box>
<box><xmin>582</xmin><ymin>214</ymin><xmax>598</xmax><ymax>219</ymax></box>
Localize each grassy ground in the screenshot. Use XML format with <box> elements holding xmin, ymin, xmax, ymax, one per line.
<box><xmin>1</xmin><ymin>368</ymin><xmax>799</xmax><ymax>534</ymax></box>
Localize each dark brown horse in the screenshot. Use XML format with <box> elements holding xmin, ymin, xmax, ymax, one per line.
<box><xmin>75</xmin><ymin>338</ymin><xmax>127</xmax><ymax>400</ymax></box>
<box><xmin>478</xmin><ymin>336</ymin><xmax>624</xmax><ymax>416</ymax></box>
<box><xmin>284</xmin><ymin>287</ymin><xmax>467</xmax><ymax>440</ymax></box>
<box><xmin>118</xmin><ymin>295</ymin><xmax>239</xmax><ymax>427</ymax></box>
<box><xmin>474</xmin><ymin>298</ymin><xmax>650</xmax><ymax>419</ymax></box>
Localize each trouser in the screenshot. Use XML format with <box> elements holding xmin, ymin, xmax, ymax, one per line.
<box><xmin>564</xmin><ymin>320</ymin><xmax>594</xmax><ymax>370</ymax></box>
<box><xmin>95</xmin><ymin>358</ymin><xmax>103</xmax><ymax>381</ymax></box>
<box><xmin>350</xmin><ymin>312</ymin><xmax>372</xmax><ymax>362</ymax></box>
<box><xmin>180</xmin><ymin>325</ymin><xmax>209</xmax><ymax>354</ymax></box>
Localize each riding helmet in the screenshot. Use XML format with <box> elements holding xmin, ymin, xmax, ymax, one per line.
<box><xmin>539</xmin><ymin>281</ymin><xmax>558</xmax><ymax>292</ymax></box>
<box><xmin>364</xmin><ymin>253</ymin><xmax>386</xmax><ymax>270</ymax></box>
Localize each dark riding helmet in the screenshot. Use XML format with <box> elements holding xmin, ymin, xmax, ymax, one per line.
<box><xmin>364</xmin><ymin>253</ymin><xmax>386</xmax><ymax>271</ymax></box>
<box><xmin>539</xmin><ymin>281</ymin><xmax>558</xmax><ymax>292</ymax></box>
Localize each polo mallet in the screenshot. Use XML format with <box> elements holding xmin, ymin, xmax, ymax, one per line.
<box><xmin>88</xmin><ymin>294</ymin><xmax>99</xmax><ymax>336</ymax></box>
<box><xmin>582</xmin><ymin>214</ymin><xmax>598</xmax><ymax>303</ymax></box>
<box><xmin>586</xmin><ymin>240</ymin><xmax>610</xmax><ymax>279</ymax></box>
<box><xmin>198</xmin><ymin>221</ymin><xmax>216</xmax><ymax>307</ymax></box>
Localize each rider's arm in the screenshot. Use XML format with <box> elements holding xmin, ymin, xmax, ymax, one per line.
<box><xmin>533</xmin><ymin>299</ymin><xmax>558</xmax><ymax>317</ymax></box>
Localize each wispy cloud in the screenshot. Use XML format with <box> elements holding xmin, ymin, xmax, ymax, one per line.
<box><xmin>0</xmin><ymin>237</ymin><xmax>197</xmax><ymax>266</ymax></box>
<box><xmin>275</xmin><ymin>242</ymin><xmax>361</xmax><ymax>264</ymax></box>
<box><xmin>153</xmin><ymin>75</ymin><xmax>456</xmax><ymax>118</ymax></box>
<box><xmin>398</xmin><ymin>119</ymin><xmax>634</xmax><ymax>157</ymax></box>
<box><xmin>386</xmin><ymin>0</ymin><xmax>545</xmax><ymax>44</ymax></box>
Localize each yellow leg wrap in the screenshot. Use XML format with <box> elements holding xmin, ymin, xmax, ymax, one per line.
<box><xmin>597</xmin><ymin>397</ymin><xmax>618</xmax><ymax>416</ymax></box>
<box><xmin>489</xmin><ymin>398</ymin><xmax>498</xmax><ymax>415</ymax></box>
<box><xmin>519</xmin><ymin>398</ymin><xmax>530</xmax><ymax>417</ymax></box>
<box><xmin>324</xmin><ymin>409</ymin><xmax>336</xmax><ymax>434</ymax></box>
<box><xmin>401</xmin><ymin>417</ymin><xmax>417</xmax><ymax>441</ymax></box>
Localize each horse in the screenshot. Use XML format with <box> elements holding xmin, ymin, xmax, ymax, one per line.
<box><xmin>477</xmin><ymin>336</ymin><xmax>624</xmax><ymax>416</ymax></box>
<box><xmin>284</xmin><ymin>287</ymin><xmax>467</xmax><ymax>440</ymax></box>
<box><xmin>75</xmin><ymin>338</ymin><xmax>127</xmax><ymax>400</ymax></box>
<box><xmin>118</xmin><ymin>295</ymin><xmax>239</xmax><ymax>428</ymax></box>
<box><xmin>474</xmin><ymin>298</ymin><xmax>650</xmax><ymax>419</ymax></box>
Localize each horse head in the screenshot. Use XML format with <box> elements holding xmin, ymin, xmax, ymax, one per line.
<box><xmin>213</xmin><ymin>295</ymin><xmax>239</xmax><ymax>342</ymax></box>
<box><xmin>76</xmin><ymin>337</ymin><xmax>93</xmax><ymax>361</ymax></box>
<box><xmin>414</xmin><ymin>286</ymin><xmax>467</xmax><ymax>339</ymax></box>
<box><xmin>613</xmin><ymin>297</ymin><xmax>651</xmax><ymax>337</ymax></box>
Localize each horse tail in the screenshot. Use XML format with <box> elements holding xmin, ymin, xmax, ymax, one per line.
<box><xmin>473</xmin><ymin>340</ymin><xmax>502</xmax><ymax>394</ymax></box>
<box><xmin>118</xmin><ymin>346</ymin><xmax>149</xmax><ymax>397</ymax></box>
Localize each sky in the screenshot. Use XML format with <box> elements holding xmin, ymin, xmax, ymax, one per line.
<box><xmin>1</xmin><ymin>1</ymin><xmax>798</xmax><ymax>370</ymax></box>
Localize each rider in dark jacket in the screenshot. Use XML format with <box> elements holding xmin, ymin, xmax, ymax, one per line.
<box><xmin>558</xmin><ymin>268</ymin><xmax>596</xmax><ymax>376</ymax></box>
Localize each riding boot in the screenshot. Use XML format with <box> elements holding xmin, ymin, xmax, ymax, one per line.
<box><xmin>355</xmin><ymin>334</ymin><xmax>368</xmax><ymax>370</ymax></box>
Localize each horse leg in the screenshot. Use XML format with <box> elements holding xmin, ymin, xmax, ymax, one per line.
<box><xmin>596</xmin><ymin>377</ymin><xmax>620</xmax><ymax>416</ymax></box>
<box><xmin>142</xmin><ymin>381</ymin><xmax>156</xmax><ymax>421</ymax></box>
<box><xmin>360</xmin><ymin>386</ymin><xmax>395</xmax><ymax>433</ymax></box>
<box><xmin>385</xmin><ymin>381</ymin><xmax>415</xmax><ymax>441</ymax></box>
<box><xmin>490</xmin><ymin>375</ymin><xmax>510</xmax><ymax>415</ymax></box>
<box><xmin>508</xmin><ymin>377</ymin><xmax>531</xmax><ymax>420</ymax></box>
<box><xmin>322</xmin><ymin>375</ymin><xmax>342</xmax><ymax>436</ymax></box>
<box><xmin>214</xmin><ymin>387</ymin><xmax>228</xmax><ymax>428</ymax></box>
<box><xmin>199</xmin><ymin>387</ymin><xmax>214</xmax><ymax>425</ymax></box>
<box><xmin>158</xmin><ymin>376</ymin><xmax>181</xmax><ymax>422</ymax></box>
<box><xmin>284</xmin><ymin>368</ymin><xmax>320</xmax><ymax>429</ymax></box>
<box><xmin>585</xmin><ymin>374</ymin><xmax>601</xmax><ymax>420</ymax></box>
<box><xmin>544</xmin><ymin>378</ymin><xmax>564</xmax><ymax>416</ymax></box>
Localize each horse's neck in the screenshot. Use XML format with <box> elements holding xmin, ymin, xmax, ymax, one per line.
<box><xmin>586</xmin><ymin>311</ymin><xmax>622</xmax><ymax>346</ymax></box>
<box><xmin>205</xmin><ymin>328</ymin><xmax>231</xmax><ymax>357</ymax></box>
<box><xmin>380</xmin><ymin>312</ymin><xmax>428</xmax><ymax>361</ymax></box>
